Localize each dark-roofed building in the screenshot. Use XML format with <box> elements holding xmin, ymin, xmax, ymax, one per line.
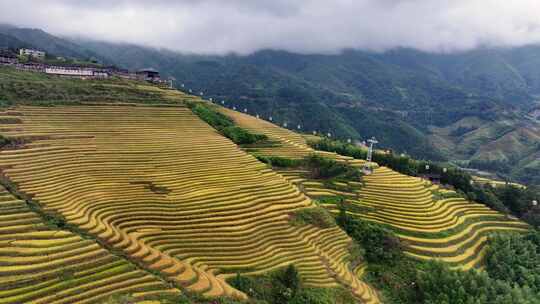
<box><xmin>0</xmin><ymin>49</ymin><xmax>18</xmax><ymax>64</ymax></box>
<box><xmin>136</xmin><ymin>68</ymin><xmax>160</xmax><ymax>82</ymax></box>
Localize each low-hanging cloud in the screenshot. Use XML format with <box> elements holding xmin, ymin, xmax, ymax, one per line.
<box><xmin>2</xmin><ymin>0</ymin><xmax>540</xmax><ymax>55</ymax></box>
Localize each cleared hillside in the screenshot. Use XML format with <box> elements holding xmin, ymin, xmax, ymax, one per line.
<box><xmin>220</xmin><ymin>107</ymin><xmax>529</xmax><ymax>270</ymax></box>
<box><xmin>0</xmin><ymin>104</ymin><xmax>379</xmax><ymax>303</ymax></box>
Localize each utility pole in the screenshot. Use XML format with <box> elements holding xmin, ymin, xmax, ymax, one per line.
<box><xmin>366</xmin><ymin>137</ymin><xmax>378</xmax><ymax>162</ymax></box>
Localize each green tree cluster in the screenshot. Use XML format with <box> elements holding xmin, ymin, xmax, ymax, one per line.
<box><xmin>337</xmin><ymin>208</ymin><xmax>540</xmax><ymax>303</ymax></box>
<box><xmin>337</xmin><ymin>207</ymin><xmax>402</xmax><ymax>265</ymax></box>
<box><xmin>229</xmin><ymin>265</ymin><xmax>357</xmax><ymax>304</ymax></box>
<box><xmin>290</xmin><ymin>207</ymin><xmax>336</xmax><ymax>229</ymax></box>
<box><xmin>305</xmin><ymin>155</ymin><xmax>362</xmax><ymax>180</ymax></box>
<box><xmin>485</xmin><ymin>231</ymin><xmax>540</xmax><ymax>295</ymax></box>
<box><xmin>189</xmin><ymin>103</ymin><xmax>267</xmax><ymax>145</ymax></box>
<box><xmin>255</xmin><ymin>155</ymin><xmax>304</xmax><ymax>168</ymax></box>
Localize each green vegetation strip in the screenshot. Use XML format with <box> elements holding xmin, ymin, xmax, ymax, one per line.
<box><xmin>188</xmin><ymin>102</ymin><xmax>268</xmax><ymax>145</ymax></box>
<box><xmin>257</xmin><ymin>154</ymin><xmax>362</xmax><ymax>182</ymax></box>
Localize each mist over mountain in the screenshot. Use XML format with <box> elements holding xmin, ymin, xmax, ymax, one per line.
<box><xmin>3</xmin><ymin>1</ymin><xmax>540</xmax><ymax>55</ymax></box>
<box><xmin>1</xmin><ymin>25</ymin><xmax>538</xmax><ymax>185</ymax></box>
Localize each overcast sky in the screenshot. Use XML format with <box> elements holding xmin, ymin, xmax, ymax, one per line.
<box><xmin>2</xmin><ymin>0</ymin><xmax>540</xmax><ymax>55</ymax></box>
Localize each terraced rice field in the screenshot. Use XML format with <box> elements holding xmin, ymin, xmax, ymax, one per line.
<box><xmin>220</xmin><ymin>107</ymin><xmax>529</xmax><ymax>270</ymax></box>
<box><xmin>281</xmin><ymin>168</ymin><xmax>528</xmax><ymax>270</ymax></box>
<box><xmin>0</xmin><ymin>105</ymin><xmax>379</xmax><ymax>303</ymax></box>
<box><xmin>0</xmin><ymin>186</ymin><xmax>179</xmax><ymax>304</ymax></box>
<box><xmin>220</xmin><ymin>108</ymin><xmax>368</xmax><ymax>168</ymax></box>
<box><xmin>219</xmin><ymin>107</ymin><xmax>316</xmax><ymax>159</ymax></box>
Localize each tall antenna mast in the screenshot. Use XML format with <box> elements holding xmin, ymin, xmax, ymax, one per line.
<box><xmin>366</xmin><ymin>137</ymin><xmax>378</xmax><ymax>162</ymax></box>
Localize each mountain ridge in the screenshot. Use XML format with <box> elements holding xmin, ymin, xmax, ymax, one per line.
<box><xmin>0</xmin><ymin>25</ymin><xmax>538</xmax><ymax>185</ymax></box>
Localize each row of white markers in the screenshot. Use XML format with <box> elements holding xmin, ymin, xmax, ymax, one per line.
<box><xmin>181</xmin><ymin>86</ymin><xmax>354</xmax><ymax>143</ymax></box>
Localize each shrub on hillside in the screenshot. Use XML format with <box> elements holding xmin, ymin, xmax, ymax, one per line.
<box><xmin>290</xmin><ymin>207</ymin><xmax>336</xmax><ymax>229</ymax></box>
<box><xmin>337</xmin><ymin>207</ymin><xmax>402</xmax><ymax>264</ymax></box>
<box><xmin>189</xmin><ymin>103</ymin><xmax>234</xmax><ymax>128</ymax></box>
<box><xmin>255</xmin><ymin>155</ymin><xmax>305</xmax><ymax>168</ymax></box>
<box><xmin>289</xmin><ymin>287</ymin><xmax>357</xmax><ymax>304</ymax></box>
<box><xmin>306</xmin><ymin>154</ymin><xmax>361</xmax><ymax>180</ymax></box>
<box><xmin>229</xmin><ymin>265</ymin><xmax>302</xmax><ymax>303</ymax></box>
<box><xmin>222</xmin><ymin>126</ymin><xmax>267</xmax><ymax>145</ymax></box>
<box><xmin>189</xmin><ymin>103</ymin><xmax>268</xmax><ymax>145</ymax></box>
<box><xmin>0</xmin><ymin>135</ymin><xmax>15</xmax><ymax>149</ymax></box>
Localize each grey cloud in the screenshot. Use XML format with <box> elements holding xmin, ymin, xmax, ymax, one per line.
<box><xmin>1</xmin><ymin>0</ymin><xmax>540</xmax><ymax>55</ymax></box>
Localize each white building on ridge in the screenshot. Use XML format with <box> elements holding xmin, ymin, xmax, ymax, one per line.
<box><xmin>45</xmin><ymin>67</ymin><xmax>108</xmax><ymax>78</ymax></box>
<box><xmin>19</xmin><ymin>48</ymin><xmax>46</xmax><ymax>59</ymax></box>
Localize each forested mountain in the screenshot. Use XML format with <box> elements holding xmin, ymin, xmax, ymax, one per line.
<box><xmin>0</xmin><ymin>24</ymin><xmax>104</xmax><ymax>61</ymax></box>
<box><xmin>1</xmin><ymin>25</ymin><xmax>538</xmax><ymax>185</ymax></box>
<box><xmin>0</xmin><ymin>32</ymin><xmax>29</xmax><ymax>50</ymax></box>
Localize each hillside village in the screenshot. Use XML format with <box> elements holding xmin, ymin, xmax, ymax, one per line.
<box><xmin>0</xmin><ymin>47</ymin><xmax>166</xmax><ymax>84</ymax></box>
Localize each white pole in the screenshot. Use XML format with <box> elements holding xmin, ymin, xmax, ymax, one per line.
<box><xmin>366</xmin><ymin>137</ymin><xmax>378</xmax><ymax>162</ymax></box>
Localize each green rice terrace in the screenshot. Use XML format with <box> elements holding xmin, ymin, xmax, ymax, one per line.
<box><xmin>0</xmin><ymin>66</ymin><xmax>539</xmax><ymax>303</ymax></box>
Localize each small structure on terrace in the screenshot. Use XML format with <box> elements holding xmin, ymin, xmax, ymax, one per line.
<box><xmin>45</xmin><ymin>66</ymin><xmax>109</xmax><ymax>78</ymax></box>
<box><xmin>136</xmin><ymin>68</ymin><xmax>161</xmax><ymax>82</ymax></box>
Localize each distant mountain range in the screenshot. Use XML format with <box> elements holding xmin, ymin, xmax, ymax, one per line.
<box><xmin>1</xmin><ymin>24</ymin><xmax>539</xmax><ymax>185</ymax></box>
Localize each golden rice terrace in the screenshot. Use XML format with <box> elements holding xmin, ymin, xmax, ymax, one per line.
<box><xmin>222</xmin><ymin>108</ymin><xmax>529</xmax><ymax>271</ymax></box>
<box><xmin>0</xmin><ymin>104</ymin><xmax>379</xmax><ymax>303</ymax></box>
<box><xmin>0</xmin><ymin>70</ymin><xmax>531</xmax><ymax>303</ymax></box>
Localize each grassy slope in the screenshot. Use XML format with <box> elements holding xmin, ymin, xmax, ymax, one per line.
<box><xmin>0</xmin><ymin>66</ymin><xmax>190</xmax><ymax>106</ymax></box>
